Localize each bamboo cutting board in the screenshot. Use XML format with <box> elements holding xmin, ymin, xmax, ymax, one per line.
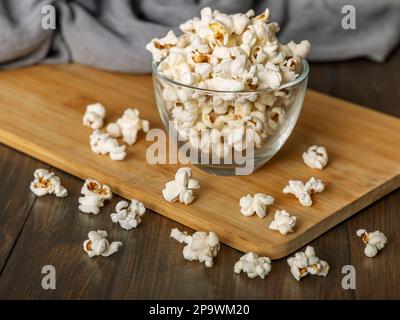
<box><xmin>0</xmin><ymin>64</ymin><xmax>399</xmax><ymax>259</ymax></box>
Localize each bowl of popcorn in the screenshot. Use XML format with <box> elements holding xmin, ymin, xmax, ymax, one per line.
<box><xmin>147</xmin><ymin>7</ymin><xmax>310</xmax><ymax>175</ymax></box>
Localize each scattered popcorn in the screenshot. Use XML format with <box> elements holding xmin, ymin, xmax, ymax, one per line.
<box><xmin>239</xmin><ymin>193</ymin><xmax>274</xmax><ymax>218</ymax></box>
<box><xmin>82</xmin><ymin>103</ymin><xmax>106</xmax><ymax>129</ymax></box>
<box><xmin>170</xmin><ymin>228</ymin><xmax>220</xmax><ymax>267</ymax></box>
<box><xmin>287</xmin><ymin>246</ymin><xmax>329</xmax><ymax>281</ymax></box>
<box><xmin>83</xmin><ymin>230</ymin><xmax>122</xmax><ymax>258</ymax></box>
<box><xmin>269</xmin><ymin>210</ymin><xmax>296</xmax><ymax>235</ymax></box>
<box><xmin>78</xmin><ymin>179</ymin><xmax>112</xmax><ymax>214</ymax></box>
<box><xmin>106</xmin><ymin>108</ymin><xmax>150</xmax><ymax>145</ymax></box>
<box><xmin>283</xmin><ymin>177</ymin><xmax>325</xmax><ymax>207</ymax></box>
<box><xmin>234</xmin><ymin>252</ymin><xmax>272</xmax><ymax>279</ymax></box>
<box><xmin>356</xmin><ymin>229</ymin><xmax>387</xmax><ymax>258</ymax></box>
<box><xmin>89</xmin><ymin>130</ymin><xmax>126</xmax><ymax>160</ymax></box>
<box><xmin>302</xmin><ymin>145</ymin><xmax>328</xmax><ymax>170</ymax></box>
<box><xmin>111</xmin><ymin>199</ymin><xmax>146</xmax><ymax>230</ymax></box>
<box><xmin>30</xmin><ymin>168</ymin><xmax>67</xmax><ymax>197</ymax></box>
<box><xmin>147</xmin><ymin>7</ymin><xmax>310</xmax><ymax>157</ymax></box>
<box><xmin>162</xmin><ymin>167</ymin><xmax>200</xmax><ymax>205</ymax></box>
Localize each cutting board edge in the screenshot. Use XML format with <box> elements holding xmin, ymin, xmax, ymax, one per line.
<box><xmin>2</xmin><ymin>127</ymin><xmax>399</xmax><ymax>259</ymax></box>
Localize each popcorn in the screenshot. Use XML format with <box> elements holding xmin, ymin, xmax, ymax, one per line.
<box><xmin>89</xmin><ymin>130</ymin><xmax>126</xmax><ymax>160</ymax></box>
<box><xmin>287</xmin><ymin>246</ymin><xmax>329</xmax><ymax>281</ymax></box>
<box><xmin>30</xmin><ymin>168</ymin><xmax>67</xmax><ymax>197</ymax></box>
<box><xmin>266</xmin><ymin>106</ymin><xmax>285</xmax><ymax>134</ymax></box>
<box><xmin>170</xmin><ymin>228</ymin><xmax>220</xmax><ymax>267</ymax></box>
<box><xmin>162</xmin><ymin>167</ymin><xmax>199</xmax><ymax>205</ymax></box>
<box><xmin>287</xmin><ymin>40</ymin><xmax>311</xmax><ymax>59</ymax></box>
<box><xmin>283</xmin><ymin>177</ymin><xmax>325</xmax><ymax>207</ymax></box>
<box><xmin>82</xmin><ymin>103</ymin><xmax>106</xmax><ymax>129</ymax></box>
<box><xmin>356</xmin><ymin>229</ymin><xmax>387</xmax><ymax>258</ymax></box>
<box><xmin>303</xmin><ymin>145</ymin><xmax>328</xmax><ymax>170</ymax></box>
<box><xmin>269</xmin><ymin>210</ymin><xmax>296</xmax><ymax>235</ymax></box>
<box><xmin>78</xmin><ymin>179</ymin><xmax>112</xmax><ymax>214</ymax></box>
<box><xmin>147</xmin><ymin>7</ymin><xmax>310</xmax><ymax>157</ymax></box>
<box><xmin>83</xmin><ymin>230</ymin><xmax>122</xmax><ymax>258</ymax></box>
<box><xmin>111</xmin><ymin>199</ymin><xmax>146</xmax><ymax>230</ymax></box>
<box><xmin>234</xmin><ymin>252</ymin><xmax>271</xmax><ymax>279</ymax></box>
<box><xmin>257</xmin><ymin>62</ymin><xmax>282</xmax><ymax>90</ymax></box>
<box><xmin>239</xmin><ymin>193</ymin><xmax>274</xmax><ymax>218</ymax></box>
<box><xmin>145</xmin><ymin>30</ymin><xmax>178</xmax><ymax>62</ymax></box>
<box><xmin>106</xmin><ymin>108</ymin><xmax>150</xmax><ymax>145</ymax></box>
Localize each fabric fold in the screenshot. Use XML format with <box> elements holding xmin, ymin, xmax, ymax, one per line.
<box><xmin>0</xmin><ymin>0</ymin><xmax>399</xmax><ymax>72</ymax></box>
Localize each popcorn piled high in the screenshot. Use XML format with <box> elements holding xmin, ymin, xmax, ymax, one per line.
<box><xmin>170</xmin><ymin>228</ymin><xmax>220</xmax><ymax>267</ymax></box>
<box><xmin>234</xmin><ymin>252</ymin><xmax>272</xmax><ymax>279</ymax></box>
<box><xmin>269</xmin><ymin>210</ymin><xmax>296</xmax><ymax>235</ymax></box>
<box><xmin>283</xmin><ymin>177</ymin><xmax>325</xmax><ymax>207</ymax></box>
<box><xmin>83</xmin><ymin>103</ymin><xmax>106</xmax><ymax>130</ymax></box>
<box><xmin>303</xmin><ymin>145</ymin><xmax>328</xmax><ymax>170</ymax></box>
<box><xmin>239</xmin><ymin>193</ymin><xmax>274</xmax><ymax>218</ymax></box>
<box><xmin>83</xmin><ymin>230</ymin><xmax>122</xmax><ymax>258</ymax></box>
<box><xmin>111</xmin><ymin>199</ymin><xmax>146</xmax><ymax>230</ymax></box>
<box><xmin>147</xmin><ymin>7</ymin><xmax>310</xmax><ymax>155</ymax></box>
<box><xmin>30</xmin><ymin>169</ymin><xmax>67</xmax><ymax>198</ymax></box>
<box><xmin>78</xmin><ymin>179</ymin><xmax>112</xmax><ymax>214</ymax></box>
<box><xmin>356</xmin><ymin>229</ymin><xmax>387</xmax><ymax>258</ymax></box>
<box><xmin>287</xmin><ymin>246</ymin><xmax>329</xmax><ymax>281</ymax></box>
<box><xmin>90</xmin><ymin>130</ymin><xmax>127</xmax><ymax>160</ymax></box>
<box><xmin>107</xmin><ymin>108</ymin><xmax>150</xmax><ymax>145</ymax></box>
<box><xmin>162</xmin><ymin>167</ymin><xmax>200</xmax><ymax>205</ymax></box>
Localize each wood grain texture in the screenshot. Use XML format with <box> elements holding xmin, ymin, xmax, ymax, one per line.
<box><xmin>0</xmin><ymin>64</ymin><xmax>399</xmax><ymax>259</ymax></box>
<box><xmin>0</xmin><ymin>47</ymin><xmax>399</xmax><ymax>299</ymax></box>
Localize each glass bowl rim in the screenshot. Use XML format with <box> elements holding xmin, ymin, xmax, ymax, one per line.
<box><xmin>152</xmin><ymin>59</ymin><xmax>309</xmax><ymax>94</ymax></box>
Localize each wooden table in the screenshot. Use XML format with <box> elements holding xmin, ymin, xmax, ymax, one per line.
<box><xmin>0</xmin><ymin>48</ymin><xmax>399</xmax><ymax>300</ymax></box>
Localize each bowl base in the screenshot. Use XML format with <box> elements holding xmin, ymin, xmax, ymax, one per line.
<box><xmin>194</xmin><ymin>159</ymin><xmax>267</xmax><ymax>176</ymax></box>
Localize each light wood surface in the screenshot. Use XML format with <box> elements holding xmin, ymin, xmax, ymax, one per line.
<box><xmin>0</xmin><ymin>64</ymin><xmax>399</xmax><ymax>259</ymax></box>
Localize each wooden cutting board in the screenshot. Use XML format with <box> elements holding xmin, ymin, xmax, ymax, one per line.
<box><xmin>0</xmin><ymin>64</ymin><xmax>399</xmax><ymax>259</ymax></box>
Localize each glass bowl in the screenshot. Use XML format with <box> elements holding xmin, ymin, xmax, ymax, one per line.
<box><xmin>152</xmin><ymin>60</ymin><xmax>309</xmax><ymax>176</ymax></box>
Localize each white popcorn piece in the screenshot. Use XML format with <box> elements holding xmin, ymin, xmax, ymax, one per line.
<box><xmin>269</xmin><ymin>210</ymin><xmax>297</xmax><ymax>235</ymax></box>
<box><xmin>90</xmin><ymin>130</ymin><xmax>126</xmax><ymax>160</ymax></box>
<box><xmin>239</xmin><ymin>193</ymin><xmax>274</xmax><ymax>218</ymax></box>
<box><xmin>170</xmin><ymin>228</ymin><xmax>220</xmax><ymax>267</ymax></box>
<box><xmin>303</xmin><ymin>145</ymin><xmax>328</xmax><ymax>170</ymax></box>
<box><xmin>83</xmin><ymin>230</ymin><xmax>122</xmax><ymax>258</ymax></box>
<box><xmin>82</xmin><ymin>103</ymin><xmax>106</xmax><ymax>129</ymax></box>
<box><xmin>162</xmin><ymin>167</ymin><xmax>200</xmax><ymax>205</ymax></box>
<box><xmin>288</xmin><ymin>40</ymin><xmax>311</xmax><ymax>59</ymax></box>
<box><xmin>111</xmin><ymin>199</ymin><xmax>146</xmax><ymax>230</ymax></box>
<box><xmin>267</xmin><ymin>106</ymin><xmax>285</xmax><ymax>133</ymax></box>
<box><xmin>149</xmin><ymin>7</ymin><xmax>310</xmax><ymax>92</ymax></box>
<box><xmin>30</xmin><ymin>168</ymin><xmax>68</xmax><ymax>198</ymax></box>
<box><xmin>78</xmin><ymin>179</ymin><xmax>112</xmax><ymax>214</ymax></box>
<box><xmin>356</xmin><ymin>229</ymin><xmax>387</xmax><ymax>258</ymax></box>
<box><xmin>106</xmin><ymin>108</ymin><xmax>150</xmax><ymax>145</ymax></box>
<box><xmin>283</xmin><ymin>177</ymin><xmax>325</xmax><ymax>207</ymax></box>
<box><xmin>287</xmin><ymin>246</ymin><xmax>329</xmax><ymax>281</ymax></box>
<box><xmin>234</xmin><ymin>252</ymin><xmax>271</xmax><ymax>279</ymax></box>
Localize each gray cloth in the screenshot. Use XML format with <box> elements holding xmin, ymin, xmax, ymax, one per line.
<box><xmin>1</xmin><ymin>0</ymin><xmax>400</xmax><ymax>73</ymax></box>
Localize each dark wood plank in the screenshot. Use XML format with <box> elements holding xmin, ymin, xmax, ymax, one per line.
<box><xmin>348</xmin><ymin>190</ymin><xmax>400</xmax><ymax>299</ymax></box>
<box><xmin>0</xmin><ymin>162</ymin><xmax>354</xmax><ymax>299</ymax></box>
<box><xmin>0</xmin><ymin>46</ymin><xmax>399</xmax><ymax>299</ymax></box>
<box><xmin>0</xmin><ymin>145</ymin><xmax>42</xmax><ymax>271</ymax></box>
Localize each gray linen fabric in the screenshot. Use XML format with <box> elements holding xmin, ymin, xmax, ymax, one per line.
<box><xmin>0</xmin><ymin>0</ymin><xmax>399</xmax><ymax>73</ymax></box>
